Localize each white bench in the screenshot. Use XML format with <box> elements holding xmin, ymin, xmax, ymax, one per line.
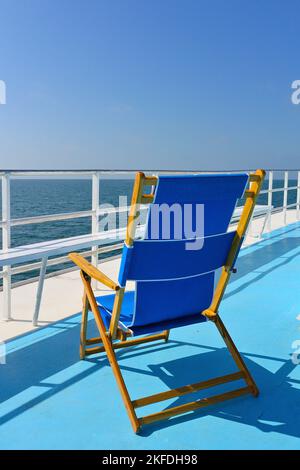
<box><xmin>0</xmin><ymin>205</ymin><xmax>271</xmax><ymax>325</ymax></box>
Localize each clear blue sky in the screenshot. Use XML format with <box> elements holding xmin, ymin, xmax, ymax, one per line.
<box><xmin>0</xmin><ymin>0</ymin><xmax>299</xmax><ymax>170</ymax></box>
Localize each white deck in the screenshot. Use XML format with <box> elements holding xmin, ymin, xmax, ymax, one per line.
<box><xmin>0</xmin><ymin>209</ymin><xmax>298</xmax><ymax>342</ymax></box>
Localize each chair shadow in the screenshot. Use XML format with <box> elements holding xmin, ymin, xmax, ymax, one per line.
<box><xmin>87</xmin><ymin>336</ymin><xmax>300</xmax><ymax>439</ymax></box>
<box><xmin>131</xmin><ymin>343</ymin><xmax>300</xmax><ymax>438</ymax></box>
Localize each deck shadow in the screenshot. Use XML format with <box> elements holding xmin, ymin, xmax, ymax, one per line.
<box><xmin>0</xmin><ymin>316</ymin><xmax>106</xmax><ymax>425</ymax></box>
<box><xmin>225</xmin><ymin>233</ymin><xmax>300</xmax><ymax>298</ymax></box>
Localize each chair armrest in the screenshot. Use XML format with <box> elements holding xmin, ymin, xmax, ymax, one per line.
<box><xmin>68</xmin><ymin>252</ymin><xmax>120</xmax><ymax>291</ymax></box>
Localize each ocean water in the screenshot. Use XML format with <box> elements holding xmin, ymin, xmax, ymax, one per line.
<box><xmin>0</xmin><ymin>179</ymin><xmax>135</xmax><ymax>284</ymax></box>
<box><xmin>0</xmin><ymin>177</ymin><xmax>297</xmax><ymax>285</ymax></box>
<box><xmin>1</xmin><ymin>178</ymin><xmax>134</xmax><ymax>249</ymax></box>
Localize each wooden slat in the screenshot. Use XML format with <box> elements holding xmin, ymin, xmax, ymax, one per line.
<box><xmin>85</xmin><ymin>336</ymin><xmax>102</xmax><ymax>345</ymax></box>
<box><xmin>249</xmin><ymin>174</ymin><xmax>261</xmax><ymax>182</ymax></box>
<box><xmin>214</xmin><ymin>315</ymin><xmax>259</xmax><ymax>396</ymax></box>
<box><xmin>85</xmin><ymin>345</ymin><xmax>104</xmax><ymax>355</ymax></box>
<box><xmin>85</xmin><ymin>332</ymin><xmax>168</xmax><ymax>355</ymax></box>
<box><xmin>126</xmin><ymin>172</ymin><xmax>145</xmax><ymax>246</ymax></box>
<box><xmin>139</xmin><ymin>386</ymin><xmax>251</xmax><ymax>426</ymax></box>
<box><xmin>132</xmin><ymin>371</ymin><xmax>244</xmax><ymax>408</ymax></box>
<box><xmin>80</xmin><ymin>293</ymin><xmax>89</xmax><ymax>359</ymax></box>
<box><xmin>143</xmin><ymin>176</ymin><xmax>158</xmax><ymax>186</ymax></box>
<box><xmin>141</xmin><ymin>194</ymin><xmax>155</xmax><ymax>204</ymax></box>
<box><xmin>68</xmin><ymin>252</ymin><xmax>119</xmax><ymax>291</ymax></box>
<box><xmin>109</xmin><ymin>288</ymin><xmax>125</xmax><ymax>339</ymax></box>
<box><xmin>110</xmin><ymin>332</ymin><xmax>168</xmax><ymax>348</ymax></box>
<box><xmin>85</xmin><ymin>327</ymin><xmax>129</xmax><ymax>345</ymax></box>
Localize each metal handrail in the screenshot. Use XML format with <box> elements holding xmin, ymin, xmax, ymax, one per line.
<box><xmin>1</xmin><ymin>169</ymin><xmax>300</xmax><ymax>317</ymax></box>
<box><xmin>0</xmin><ymin>242</ymin><xmax>124</xmax><ymax>280</ymax></box>
<box><xmin>0</xmin><ymin>204</ymin><xmax>148</xmax><ymax>228</ymax></box>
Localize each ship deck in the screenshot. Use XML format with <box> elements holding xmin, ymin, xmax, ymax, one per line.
<box><xmin>1</xmin><ymin>212</ymin><xmax>300</xmax><ymax>449</ymax></box>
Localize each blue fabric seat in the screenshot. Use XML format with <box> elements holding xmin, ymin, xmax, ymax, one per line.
<box><xmin>96</xmin><ymin>291</ymin><xmax>207</xmax><ymax>336</ymax></box>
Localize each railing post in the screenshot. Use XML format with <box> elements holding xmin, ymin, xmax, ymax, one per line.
<box><xmin>297</xmin><ymin>171</ymin><xmax>300</xmax><ymax>221</ymax></box>
<box><xmin>267</xmin><ymin>170</ymin><xmax>273</xmax><ymax>232</ymax></box>
<box><xmin>1</xmin><ymin>173</ymin><xmax>12</xmax><ymax>321</ymax></box>
<box><xmin>91</xmin><ymin>172</ymin><xmax>100</xmax><ymax>288</ymax></box>
<box><xmin>283</xmin><ymin>170</ymin><xmax>288</xmax><ymax>226</ymax></box>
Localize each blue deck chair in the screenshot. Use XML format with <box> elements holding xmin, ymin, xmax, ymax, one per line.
<box><xmin>69</xmin><ymin>169</ymin><xmax>265</xmax><ymax>433</ymax></box>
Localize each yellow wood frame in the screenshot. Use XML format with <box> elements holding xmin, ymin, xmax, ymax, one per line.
<box><xmin>69</xmin><ymin>169</ymin><xmax>265</xmax><ymax>433</ymax></box>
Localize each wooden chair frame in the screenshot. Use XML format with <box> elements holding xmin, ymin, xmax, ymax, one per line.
<box><xmin>69</xmin><ymin>169</ymin><xmax>265</xmax><ymax>433</ymax></box>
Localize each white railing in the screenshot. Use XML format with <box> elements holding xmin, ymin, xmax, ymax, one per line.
<box><xmin>1</xmin><ymin>169</ymin><xmax>300</xmax><ymax>291</ymax></box>
<box><xmin>260</xmin><ymin>170</ymin><xmax>300</xmax><ymax>232</ymax></box>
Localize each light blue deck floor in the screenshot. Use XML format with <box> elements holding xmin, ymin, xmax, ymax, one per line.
<box><xmin>2</xmin><ymin>223</ymin><xmax>300</xmax><ymax>449</ymax></box>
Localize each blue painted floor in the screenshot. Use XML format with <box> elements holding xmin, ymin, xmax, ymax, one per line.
<box><xmin>2</xmin><ymin>223</ymin><xmax>300</xmax><ymax>449</ymax></box>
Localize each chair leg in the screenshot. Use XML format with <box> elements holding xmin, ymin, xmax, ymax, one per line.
<box><xmin>84</xmin><ymin>320</ymin><xmax>141</xmax><ymax>432</ymax></box>
<box><xmin>80</xmin><ymin>273</ymin><xmax>140</xmax><ymax>433</ymax></box>
<box><xmin>80</xmin><ymin>294</ymin><xmax>89</xmax><ymax>360</ymax></box>
<box><xmin>102</xmin><ymin>335</ymin><xmax>141</xmax><ymax>433</ymax></box>
<box><xmin>213</xmin><ymin>314</ymin><xmax>259</xmax><ymax>396</ymax></box>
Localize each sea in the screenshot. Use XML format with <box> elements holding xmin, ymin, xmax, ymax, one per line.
<box><xmin>0</xmin><ymin>177</ymin><xmax>297</xmax><ymax>285</ymax></box>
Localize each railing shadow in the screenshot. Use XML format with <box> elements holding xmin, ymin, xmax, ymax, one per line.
<box><xmin>0</xmin><ymin>316</ymin><xmax>107</xmax><ymax>425</ymax></box>
<box><xmin>225</xmin><ymin>226</ymin><xmax>300</xmax><ymax>298</ymax></box>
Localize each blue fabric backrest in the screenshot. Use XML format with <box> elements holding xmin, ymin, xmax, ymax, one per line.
<box><xmin>145</xmin><ymin>173</ymin><xmax>248</xmax><ymax>238</ymax></box>
<box><xmin>118</xmin><ymin>173</ymin><xmax>248</xmax><ymax>328</ymax></box>
<box><xmin>119</xmin><ymin>231</ymin><xmax>236</xmax><ymax>284</ymax></box>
